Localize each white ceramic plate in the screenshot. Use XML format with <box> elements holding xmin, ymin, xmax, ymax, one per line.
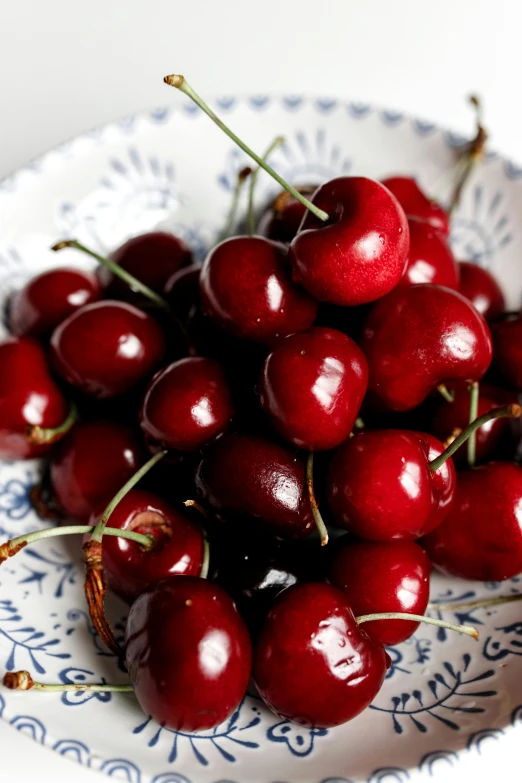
<box><xmin>1</xmin><ymin>94</ymin><xmax>522</xmax><ymax>783</ymax></box>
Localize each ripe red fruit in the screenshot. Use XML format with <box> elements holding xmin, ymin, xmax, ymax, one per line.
<box><xmin>458</xmin><ymin>262</ymin><xmax>506</xmax><ymax>322</ymax></box>
<box><xmin>491</xmin><ymin>315</ymin><xmax>522</xmax><ymax>389</ymax></box>
<box><xmin>257</xmin><ymin>186</ymin><xmax>316</xmax><ymax>243</ymax></box>
<box><xmin>381</xmin><ymin>176</ymin><xmax>449</xmax><ymax>235</ymax></box>
<box><xmin>399</xmin><ymin>217</ymin><xmax>458</xmax><ymax>288</ymax></box>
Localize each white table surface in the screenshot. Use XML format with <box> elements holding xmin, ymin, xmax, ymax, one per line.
<box><xmin>1</xmin><ymin>0</ymin><xmax>521</xmax><ymax>780</ymax></box>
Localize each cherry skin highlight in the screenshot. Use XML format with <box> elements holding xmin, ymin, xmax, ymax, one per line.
<box><xmin>125</xmin><ymin>576</ymin><xmax>252</xmax><ymax>732</ymax></box>
<box><xmin>140</xmin><ymin>357</ymin><xmax>234</xmax><ymax>452</ymax></box>
<box><xmin>50</xmin><ymin>300</ymin><xmax>166</xmax><ymax>399</ymax></box>
<box><xmin>360</xmin><ymin>284</ymin><xmax>493</xmax><ymax>411</ymax></box>
<box><xmin>0</xmin><ymin>337</ymin><xmax>69</xmax><ymax>460</ymax></box>
<box><xmin>50</xmin><ymin>420</ymin><xmax>143</xmax><ymax>521</ymax></box>
<box><xmin>289</xmin><ymin>177</ymin><xmax>409</xmax><ymax>306</ymax></box>
<box><xmin>422</xmin><ymin>462</ymin><xmax>522</xmax><ymax>581</ymax></box>
<box><xmin>328</xmin><ymin>538</ymin><xmax>431</xmax><ymax>646</ymax></box>
<box><xmin>253</xmin><ymin>582</ymin><xmax>388</xmax><ymax>728</ymax></box>
<box><xmin>9</xmin><ymin>267</ymin><xmax>100</xmax><ymax>338</ymax></box>
<box><xmin>492</xmin><ymin>315</ymin><xmax>522</xmax><ymax>389</ymax></box>
<box><xmin>94</xmin><ymin>489</ymin><xmax>203</xmax><ymax>604</ymax></box>
<box><xmin>195</xmin><ymin>433</ymin><xmax>313</xmax><ymax>539</ymax></box>
<box><xmin>458</xmin><ymin>262</ymin><xmax>506</xmax><ymax>322</ymax></box>
<box><xmin>259</xmin><ymin>327</ymin><xmax>368</xmax><ymax>450</ymax></box>
<box><xmin>399</xmin><ymin>217</ymin><xmax>458</xmax><ymax>288</ymax></box>
<box><xmin>381</xmin><ymin>176</ymin><xmax>450</xmax><ymax>235</ymax></box>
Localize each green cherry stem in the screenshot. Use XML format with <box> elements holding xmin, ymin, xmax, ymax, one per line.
<box><xmin>467</xmin><ymin>381</ymin><xmax>480</xmax><ymax>468</ymax></box>
<box><xmin>248</xmin><ymin>135</ymin><xmax>285</xmax><ymax>235</ymax></box>
<box><xmin>3</xmin><ymin>670</ymin><xmax>133</xmax><ymax>693</ymax></box>
<box><xmin>356</xmin><ymin>612</ymin><xmax>479</xmax><ymax>640</ymax></box>
<box><xmin>429</xmin><ymin>403</ymin><xmax>522</xmax><ymax>473</ymax></box>
<box><xmin>437</xmin><ymin>384</ymin><xmax>455</xmax><ymax>404</ymax></box>
<box><xmin>306</xmin><ymin>453</ymin><xmax>329</xmax><ymax>546</ymax></box>
<box><xmin>219</xmin><ymin>166</ymin><xmax>252</xmax><ymax>242</ymax></box>
<box><xmin>164</xmin><ymin>75</ymin><xmax>329</xmax><ymax>223</ymax></box>
<box><xmin>428</xmin><ymin>593</ymin><xmax>522</xmax><ymax>613</ymax></box>
<box><xmin>26</xmin><ymin>403</ymin><xmax>77</xmax><ymax>446</ymax></box>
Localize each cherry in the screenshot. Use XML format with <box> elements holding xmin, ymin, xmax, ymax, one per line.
<box><xmin>199</xmin><ymin>236</ymin><xmax>317</xmax><ymax>345</ymax></box>
<box><xmin>491</xmin><ymin>314</ymin><xmax>522</xmax><ymax>389</ymax></box>
<box><xmin>140</xmin><ymin>357</ymin><xmax>234</xmax><ymax>451</ymax></box>
<box><xmin>0</xmin><ymin>337</ymin><xmax>70</xmax><ymax>460</ymax></box>
<box><xmin>422</xmin><ymin>462</ymin><xmax>522</xmax><ymax>581</ymax></box>
<box><xmin>329</xmin><ymin>538</ymin><xmax>430</xmax><ymax>646</ymax></box>
<box><xmin>360</xmin><ymin>284</ymin><xmax>493</xmax><ymax>411</ymax></box>
<box><xmin>380</xmin><ymin>176</ymin><xmax>450</xmax><ymax>235</ymax></box>
<box><xmin>164</xmin><ymin>263</ymin><xmax>202</xmax><ymax>327</ymax></box>
<box><xmin>259</xmin><ymin>327</ymin><xmax>368</xmax><ymax>450</ymax></box>
<box><xmin>9</xmin><ymin>267</ymin><xmax>100</xmax><ymax>338</ymax></box>
<box><xmin>125</xmin><ymin>576</ymin><xmax>252</xmax><ymax>731</ymax></box>
<box><xmin>195</xmin><ymin>433</ymin><xmax>313</xmax><ymax>539</ymax></box>
<box><xmin>50</xmin><ymin>300</ymin><xmax>167</xmax><ymax>399</ymax></box>
<box><xmin>399</xmin><ymin>217</ymin><xmax>458</xmax><ymax>289</ymax></box>
<box><xmin>257</xmin><ymin>186</ymin><xmax>316</xmax><ymax>243</ymax></box>
<box><xmin>458</xmin><ymin>262</ymin><xmax>506</xmax><ymax>322</ymax></box>
<box><xmin>289</xmin><ymin>177</ymin><xmax>409</xmax><ymax>305</ymax></box>
<box><xmin>327</xmin><ymin>430</ymin><xmax>455</xmax><ymax>540</ymax></box>
<box><xmin>253</xmin><ymin>582</ymin><xmax>388</xmax><ymax>727</ymax></box>
<box><xmin>50</xmin><ymin>420</ymin><xmax>144</xmax><ymax>521</ymax></box>
<box><xmin>92</xmin><ymin>489</ymin><xmax>204</xmax><ymax>604</ymax></box>
<box><xmin>98</xmin><ymin>232</ymin><xmax>192</xmax><ymax>304</ymax></box>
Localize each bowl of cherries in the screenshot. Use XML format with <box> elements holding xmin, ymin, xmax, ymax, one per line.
<box><xmin>0</xmin><ymin>77</ymin><xmax>521</xmax><ymax>783</ymax></box>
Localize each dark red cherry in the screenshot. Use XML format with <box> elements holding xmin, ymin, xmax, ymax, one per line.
<box><xmin>257</xmin><ymin>186</ymin><xmax>316</xmax><ymax>243</ymax></box>
<box><xmin>289</xmin><ymin>177</ymin><xmax>409</xmax><ymax>306</ymax></box>
<box><xmin>328</xmin><ymin>430</ymin><xmax>455</xmax><ymax>540</ymax></box>
<box><xmin>381</xmin><ymin>176</ymin><xmax>450</xmax><ymax>236</ymax></box>
<box><xmin>492</xmin><ymin>315</ymin><xmax>522</xmax><ymax>389</ymax></box>
<box><xmin>329</xmin><ymin>538</ymin><xmax>430</xmax><ymax>646</ymax></box>
<box><xmin>140</xmin><ymin>357</ymin><xmax>234</xmax><ymax>451</ymax></box>
<box><xmin>94</xmin><ymin>489</ymin><xmax>203</xmax><ymax>604</ymax></box>
<box><xmin>458</xmin><ymin>262</ymin><xmax>506</xmax><ymax>322</ymax></box>
<box><xmin>0</xmin><ymin>337</ymin><xmax>69</xmax><ymax>460</ymax></box>
<box><xmin>253</xmin><ymin>582</ymin><xmax>388</xmax><ymax>728</ymax></box>
<box><xmin>9</xmin><ymin>267</ymin><xmax>100</xmax><ymax>338</ymax></box>
<box><xmin>164</xmin><ymin>263</ymin><xmax>201</xmax><ymax>327</ymax></box>
<box><xmin>399</xmin><ymin>217</ymin><xmax>458</xmax><ymax>288</ymax></box>
<box><xmin>360</xmin><ymin>284</ymin><xmax>493</xmax><ymax>411</ymax></box>
<box><xmin>99</xmin><ymin>232</ymin><xmax>192</xmax><ymax>303</ymax></box>
<box><xmin>50</xmin><ymin>420</ymin><xmax>143</xmax><ymax>520</ymax></box>
<box><xmin>125</xmin><ymin>576</ymin><xmax>252</xmax><ymax>731</ymax></box>
<box><xmin>259</xmin><ymin>327</ymin><xmax>368</xmax><ymax>450</ymax></box>
<box><xmin>50</xmin><ymin>300</ymin><xmax>166</xmax><ymax>399</ymax></box>
<box><xmin>199</xmin><ymin>236</ymin><xmax>317</xmax><ymax>345</ymax></box>
<box><xmin>195</xmin><ymin>433</ymin><xmax>313</xmax><ymax>539</ymax></box>
<box><xmin>423</xmin><ymin>462</ymin><xmax>522</xmax><ymax>581</ymax></box>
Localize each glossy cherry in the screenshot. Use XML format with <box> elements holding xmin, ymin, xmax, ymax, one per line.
<box><xmin>399</xmin><ymin>217</ymin><xmax>458</xmax><ymax>288</ymax></box>
<box><xmin>50</xmin><ymin>300</ymin><xmax>166</xmax><ymax>399</ymax></box>
<box><xmin>289</xmin><ymin>177</ymin><xmax>409</xmax><ymax>306</ymax></box>
<box><xmin>9</xmin><ymin>267</ymin><xmax>100</xmax><ymax>338</ymax></box>
<box><xmin>253</xmin><ymin>582</ymin><xmax>388</xmax><ymax>728</ymax></box>
<box><xmin>422</xmin><ymin>462</ymin><xmax>522</xmax><ymax>581</ymax></box>
<box><xmin>125</xmin><ymin>576</ymin><xmax>252</xmax><ymax>731</ymax></box>
<box><xmin>195</xmin><ymin>433</ymin><xmax>313</xmax><ymax>539</ymax></box>
<box><xmin>458</xmin><ymin>262</ymin><xmax>506</xmax><ymax>322</ymax></box>
<box><xmin>50</xmin><ymin>420</ymin><xmax>143</xmax><ymax>520</ymax></box>
<box><xmin>93</xmin><ymin>489</ymin><xmax>203</xmax><ymax>604</ymax></box>
<box><xmin>259</xmin><ymin>327</ymin><xmax>368</xmax><ymax>450</ymax></box>
<box><xmin>257</xmin><ymin>186</ymin><xmax>316</xmax><ymax>243</ymax></box>
<box><xmin>381</xmin><ymin>176</ymin><xmax>450</xmax><ymax>235</ymax></box>
<box><xmin>99</xmin><ymin>231</ymin><xmax>192</xmax><ymax>303</ymax></box>
<box><xmin>0</xmin><ymin>337</ymin><xmax>69</xmax><ymax>460</ymax></box>
<box><xmin>492</xmin><ymin>314</ymin><xmax>522</xmax><ymax>389</ymax></box>
<box><xmin>328</xmin><ymin>430</ymin><xmax>455</xmax><ymax>540</ymax></box>
<box><xmin>360</xmin><ymin>284</ymin><xmax>493</xmax><ymax>411</ymax></box>
<box><xmin>164</xmin><ymin>263</ymin><xmax>202</xmax><ymax>327</ymax></box>
<box><xmin>199</xmin><ymin>236</ymin><xmax>317</xmax><ymax>345</ymax></box>
<box><xmin>140</xmin><ymin>357</ymin><xmax>234</xmax><ymax>452</ymax></box>
<box><xmin>328</xmin><ymin>538</ymin><xmax>431</xmax><ymax>646</ymax></box>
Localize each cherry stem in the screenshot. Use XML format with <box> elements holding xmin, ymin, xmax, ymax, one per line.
<box><xmin>0</xmin><ymin>525</ymin><xmax>152</xmax><ymax>564</ymax></box>
<box><xmin>248</xmin><ymin>135</ymin><xmax>285</xmax><ymax>235</ymax></box>
<box><xmin>467</xmin><ymin>381</ymin><xmax>480</xmax><ymax>468</ymax></box>
<box><xmin>448</xmin><ymin>95</ymin><xmax>488</xmax><ymax>216</ymax></box>
<box><xmin>26</xmin><ymin>403</ymin><xmax>77</xmax><ymax>446</ymax></box>
<box><xmin>437</xmin><ymin>384</ymin><xmax>455</xmax><ymax>404</ymax></box>
<box><xmin>428</xmin><ymin>593</ymin><xmax>522</xmax><ymax>612</ymax></box>
<box><xmin>164</xmin><ymin>75</ymin><xmax>329</xmax><ymax>223</ymax></box>
<box><xmin>182</xmin><ymin>500</ymin><xmax>210</xmax><ymax>579</ymax></box>
<box><xmin>219</xmin><ymin>166</ymin><xmax>252</xmax><ymax>242</ymax></box>
<box><xmin>3</xmin><ymin>670</ymin><xmax>133</xmax><ymax>693</ymax></box>
<box><xmin>91</xmin><ymin>450</ymin><xmax>167</xmax><ymax>544</ymax></box>
<box><xmin>306</xmin><ymin>453</ymin><xmax>329</xmax><ymax>546</ymax></box>
<box><xmin>356</xmin><ymin>612</ymin><xmax>478</xmax><ymax>640</ymax></box>
<box><xmin>429</xmin><ymin>403</ymin><xmax>522</xmax><ymax>473</ymax></box>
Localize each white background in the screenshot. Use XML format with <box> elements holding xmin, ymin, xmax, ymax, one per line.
<box><xmin>1</xmin><ymin>0</ymin><xmax>521</xmax><ymax>780</ymax></box>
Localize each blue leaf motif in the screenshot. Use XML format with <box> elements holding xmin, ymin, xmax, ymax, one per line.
<box><xmin>266</xmin><ymin>720</ymin><xmax>327</xmax><ymax>757</ymax></box>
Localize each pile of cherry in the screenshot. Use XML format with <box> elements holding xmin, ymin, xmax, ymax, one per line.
<box><xmin>1</xmin><ymin>77</ymin><xmax>522</xmax><ymax>736</ymax></box>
